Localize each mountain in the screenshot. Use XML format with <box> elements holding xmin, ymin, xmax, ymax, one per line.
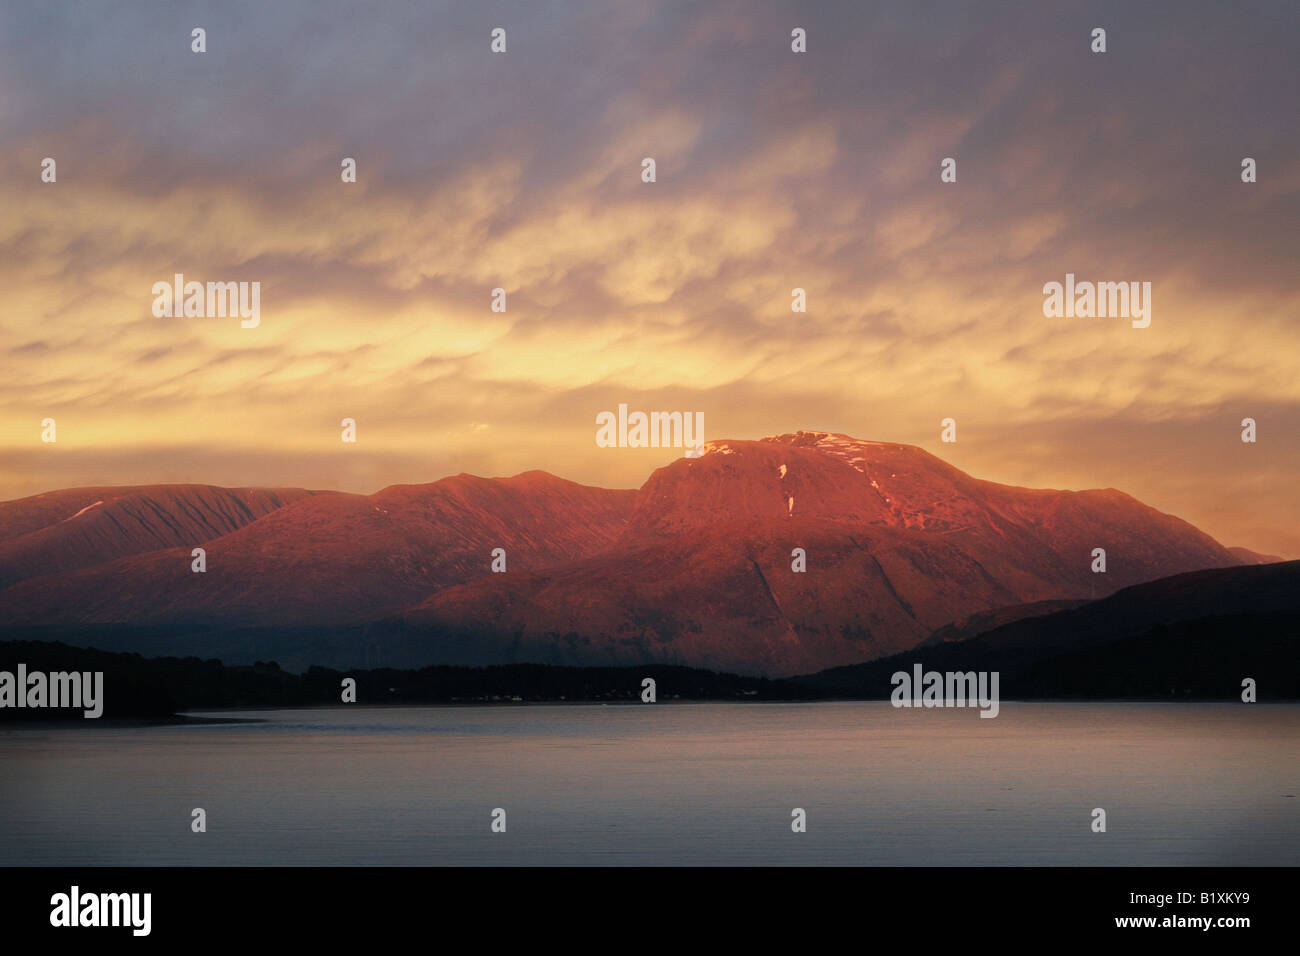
<box><xmin>1227</xmin><ymin>546</ymin><xmax>1286</xmax><ymax>564</ymax></box>
<box><xmin>916</xmin><ymin>598</ymin><xmax>1089</xmax><ymax>647</ymax></box>
<box><xmin>406</xmin><ymin>516</ymin><xmax>1030</xmax><ymax>674</ymax></box>
<box><xmin>624</xmin><ymin>433</ymin><xmax>1234</xmax><ymax>591</ymax></box>
<box><xmin>403</xmin><ymin>432</ymin><xmax>1241</xmax><ymax>674</ymax></box>
<box><xmin>796</xmin><ymin>559</ymin><xmax>1300</xmax><ymax>699</ymax></box>
<box><xmin>0</xmin><ymin>472</ymin><xmax>635</xmax><ymax>628</ymax></box>
<box><xmin>0</xmin><ymin>485</ymin><xmax>317</xmax><ymax>591</ymax></box>
<box><xmin>932</xmin><ymin>558</ymin><xmax>1300</xmax><ymax>657</ymax></box>
<box><xmin>0</xmin><ymin>431</ymin><xmax>1251</xmax><ymax>675</ymax></box>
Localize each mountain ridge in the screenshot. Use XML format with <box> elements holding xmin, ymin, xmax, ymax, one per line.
<box><xmin>0</xmin><ymin>430</ymin><xmax>1257</xmax><ymax>675</ymax></box>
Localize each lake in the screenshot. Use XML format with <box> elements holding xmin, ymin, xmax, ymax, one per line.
<box><xmin>1</xmin><ymin>702</ymin><xmax>1296</xmax><ymax>865</ymax></box>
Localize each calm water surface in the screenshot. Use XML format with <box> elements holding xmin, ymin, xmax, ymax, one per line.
<box><xmin>1</xmin><ymin>702</ymin><xmax>1296</xmax><ymax>865</ymax></box>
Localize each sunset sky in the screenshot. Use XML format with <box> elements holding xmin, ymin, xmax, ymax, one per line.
<box><xmin>1</xmin><ymin>1</ymin><xmax>1297</xmax><ymax>557</ymax></box>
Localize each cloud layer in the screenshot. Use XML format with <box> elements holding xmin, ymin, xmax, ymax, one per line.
<box><xmin>2</xmin><ymin>0</ymin><xmax>1297</xmax><ymax>556</ymax></box>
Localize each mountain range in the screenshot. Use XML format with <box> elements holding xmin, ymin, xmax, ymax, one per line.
<box><xmin>0</xmin><ymin>430</ymin><xmax>1277</xmax><ymax>676</ymax></box>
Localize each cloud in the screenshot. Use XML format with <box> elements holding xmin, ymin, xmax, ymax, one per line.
<box><xmin>0</xmin><ymin>0</ymin><xmax>1297</xmax><ymax>556</ymax></box>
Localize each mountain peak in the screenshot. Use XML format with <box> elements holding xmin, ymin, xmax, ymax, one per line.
<box><xmin>756</xmin><ymin>431</ymin><xmax>931</xmax><ymax>476</ymax></box>
<box><xmin>701</xmin><ymin>430</ymin><xmax>915</xmax><ymax>466</ymax></box>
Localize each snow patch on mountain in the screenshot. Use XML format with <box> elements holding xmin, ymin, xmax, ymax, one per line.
<box><xmin>62</xmin><ymin>500</ymin><xmax>104</xmax><ymax>522</ymax></box>
<box><xmin>760</xmin><ymin>430</ymin><xmax>900</xmax><ymax>476</ymax></box>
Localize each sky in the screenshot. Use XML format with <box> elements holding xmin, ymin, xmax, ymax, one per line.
<box><xmin>1</xmin><ymin>0</ymin><xmax>1297</xmax><ymax>557</ymax></box>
